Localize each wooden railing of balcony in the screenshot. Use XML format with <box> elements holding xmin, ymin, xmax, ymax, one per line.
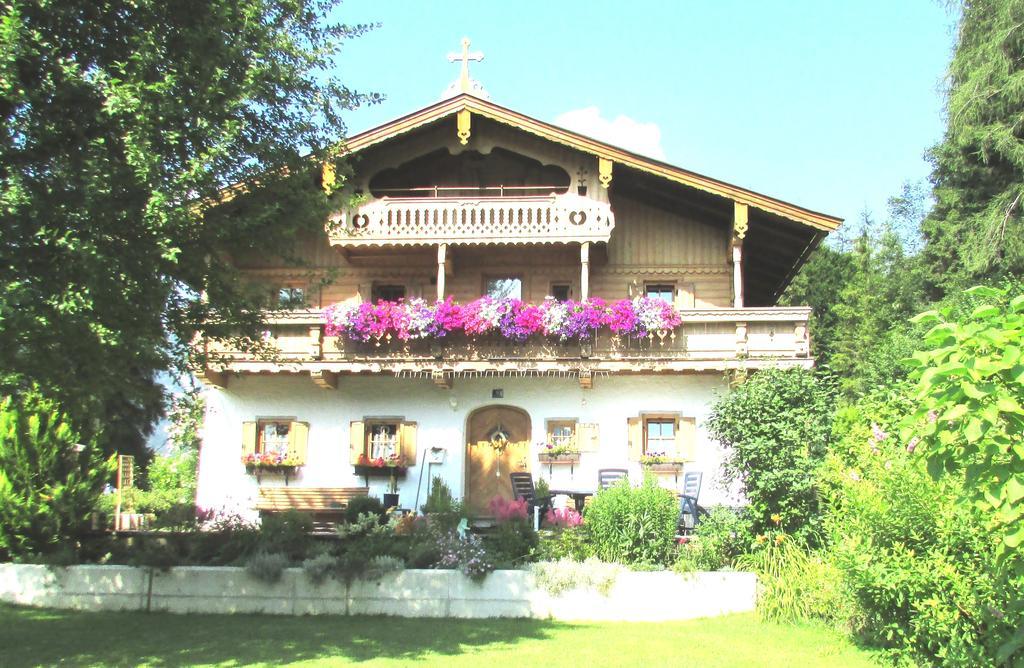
<box><xmin>198</xmin><ymin>307</ymin><xmax>813</xmax><ymax>389</ymax></box>
<box><xmin>326</xmin><ymin>192</ymin><xmax>615</xmax><ymax>248</ymax></box>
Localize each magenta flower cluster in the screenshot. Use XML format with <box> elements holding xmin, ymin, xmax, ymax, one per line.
<box><xmin>323</xmin><ymin>296</ymin><xmax>684</xmax><ymax>342</ymax></box>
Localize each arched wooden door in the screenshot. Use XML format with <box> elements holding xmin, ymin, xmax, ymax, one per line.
<box><xmin>465</xmin><ymin>405</ymin><xmax>531</xmax><ymax>517</ymax></box>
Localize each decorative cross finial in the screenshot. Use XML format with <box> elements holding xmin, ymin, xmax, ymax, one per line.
<box><xmin>447</xmin><ymin>37</ymin><xmax>484</xmax><ymax>94</ymax></box>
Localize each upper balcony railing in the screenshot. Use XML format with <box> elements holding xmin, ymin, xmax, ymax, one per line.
<box><xmin>326</xmin><ymin>189</ymin><xmax>615</xmax><ymax>248</ymax></box>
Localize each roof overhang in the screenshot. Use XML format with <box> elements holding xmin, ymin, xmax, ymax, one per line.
<box><xmin>341</xmin><ymin>94</ymin><xmax>843</xmax><ymax>234</ymax></box>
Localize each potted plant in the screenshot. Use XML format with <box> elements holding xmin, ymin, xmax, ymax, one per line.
<box><xmin>242</xmin><ymin>451</ymin><xmax>301</xmax><ymax>473</ymax></box>
<box><xmin>383</xmin><ymin>469</ymin><xmax>400</xmax><ymax>509</ymax></box>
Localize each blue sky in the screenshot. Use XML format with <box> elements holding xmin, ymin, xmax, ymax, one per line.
<box><xmin>330</xmin><ymin>0</ymin><xmax>957</xmax><ymax>229</ymax></box>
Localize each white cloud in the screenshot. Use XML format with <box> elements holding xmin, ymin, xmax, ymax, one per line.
<box><xmin>554</xmin><ymin>106</ymin><xmax>666</xmax><ymax>160</ymax></box>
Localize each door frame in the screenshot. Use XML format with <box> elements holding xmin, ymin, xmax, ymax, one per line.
<box><xmin>463</xmin><ymin>404</ymin><xmax>532</xmax><ymax>513</ymax></box>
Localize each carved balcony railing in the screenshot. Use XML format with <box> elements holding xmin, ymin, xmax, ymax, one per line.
<box><xmin>199</xmin><ymin>307</ymin><xmax>813</xmax><ymax>386</ymax></box>
<box><xmin>326</xmin><ymin>192</ymin><xmax>615</xmax><ymax>248</ymax></box>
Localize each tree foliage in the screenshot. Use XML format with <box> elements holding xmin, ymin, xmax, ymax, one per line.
<box><xmin>0</xmin><ymin>1</ymin><xmax>375</xmax><ymax>447</ymax></box>
<box><xmin>0</xmin><ymin>393</ymin><xmax>113</xmax><ymax>561</ymax></box>
<box><xmin>706</xmin><ymin>368</ymin><xmax>835</xmax><ymax>544</ymax></box>
<box><xmin>923</xmin><ymin>0</ymin><xmax>1024</xmax><ymax>290</ymax></box>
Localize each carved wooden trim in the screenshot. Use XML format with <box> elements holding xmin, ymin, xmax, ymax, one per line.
<box><xmin>579</xmin><ymin>369</ymin><xmax>593</xmax><ymax>389</ymax></box>
<box><xmin>195</xmin><ymin>366</ymin><xmax>228</xmax><ymax>389</ymax></box>
<box><xmin>310</xmin><ymin>370</ymin><xmax>338</xmax><ymax>390</ymax></box>
<box><xmin>328</xmin><ymin>193</ymin><xmax>615</xmax><ymax>248</ymax></box>
<box><xmin>598</xmin><ymin>157</ymin><xmax>613</xmax><ymax>188</ymax></box>
<box><xmin>456</xmin><ymin>109</ymin><xmax>471</xmax><ymax>145</ymax></box>
<box><xmin>432</xmin><ymin>369</ymin><xmax>453</xmax><ymax>389</ymax></box>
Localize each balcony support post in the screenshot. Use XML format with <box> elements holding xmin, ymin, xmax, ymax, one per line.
<box><xmin>732</xmin><ymin>202</ymin><xmax>748</xmax><ymax>308</ymax></box>
<box><xmin>436</xmin><ymin>243</ymin><xmax>448</xmax><ymax>301</ymax></box>
<box><xmin>580</xmin><ymin>241</ymin><xmax>591</xmax><ymax>300</ymax></box>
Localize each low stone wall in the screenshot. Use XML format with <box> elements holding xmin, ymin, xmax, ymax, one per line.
<box><xmin>0</xmin><ymin>563</ymin><xmax>756</xmax><ymax>621</ymax></box>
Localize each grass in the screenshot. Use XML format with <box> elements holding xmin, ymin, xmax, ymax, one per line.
<box><xmin>0</xmin><ymin>604</ymin><xmax>878</xmax><ymax>667</ymax></box>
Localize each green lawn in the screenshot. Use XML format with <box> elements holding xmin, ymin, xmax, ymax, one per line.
<box><xmin>0</xmin><ymin>604</ymin><xmax>878</xmax><ymax>667</ymax></box>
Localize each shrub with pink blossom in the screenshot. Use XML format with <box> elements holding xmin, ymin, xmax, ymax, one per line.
<box><xmin>545</xmin><ymin>507</ymin><xmax>583</xmax><ymax>529</ymax></box>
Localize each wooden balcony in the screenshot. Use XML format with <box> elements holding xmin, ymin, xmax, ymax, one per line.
<box><xmin>326</xmin><ymin>191</ymin><xmax>615</xmax><ymax>248</ymax></box>
<box><xmin>197</xmin><ymin>307</ymin><xmax>813</xmax><ymax>389</ymax></box>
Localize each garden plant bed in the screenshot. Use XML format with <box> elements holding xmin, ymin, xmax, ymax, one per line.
<box><xmin>0</xmin><ymin>563</ymin><xmax>755</xmax><ymax>621</ymax></box>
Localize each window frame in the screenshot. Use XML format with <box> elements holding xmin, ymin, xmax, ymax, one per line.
<box><xmin>642</xmin><ymin>414</ymin><xmax>678</xmax><ymax>457</ymax></box>
<box><xmin>549</xmin><ymin>282</ymin><xmax>572</xmax><ymax>302</ymax></box>
<box><xmin>482</xmin><ymin>274</ymin><xmax>523</xmax><ymax>300</ymax></box>
<box><xmin>545</xmin><ymin>418</ymin><xmax>578</xmax><ymax>449</ymax></box>
<box><xmin>643</xmin><ymin>282</ymin><xmax>675</xmax><ymax>304</ymax></box>
<box><xmin>276</xmin><ymin>285</ymin><xmax>308</xmax><ymax>309</ymax></box>
<box><xmin>256</xmin><ymin>417</ymin><xmax>296</xmax><ymax>455</ymax></box>
<box><xmin>371</xmin><ymin>283</ymin><xmax>406</xmax><ymax>303</ymax></box>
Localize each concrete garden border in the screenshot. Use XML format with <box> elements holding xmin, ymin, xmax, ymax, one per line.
<box><xmin>0</xmin><ymin>563</ymin><xmax>755</xmax><ymax>621</ymax></box>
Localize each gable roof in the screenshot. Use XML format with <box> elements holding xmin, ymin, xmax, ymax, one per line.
<box><xmin>342</xmin><ymin>93</ymin><xmax>842</xmax><ymax>233</ymax></box>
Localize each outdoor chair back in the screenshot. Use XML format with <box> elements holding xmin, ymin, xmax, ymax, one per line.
<box><xmin>597</xmin><ymin>468</ymin><xmax>629</xmax><ymax>490</ymax></box>
<box><xmin>509</xmin><ymin>472</ymin><xmax>552</xmax><ymax>522</ymax></box>
<box><xmin>677</xmin><ymin>471</ymin><xmax>706</xmax><ymax>536</ymax></box>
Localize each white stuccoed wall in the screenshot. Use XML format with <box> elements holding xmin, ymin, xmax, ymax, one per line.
<box><xmin>197</xmin><ymin>374</ymin><xmax>741</xmax><ymax>517</ymax></box>
<box><xmin>0</xmin><ymin>564</ymin><xmax>757</xmax><ymax>621</ymax></box>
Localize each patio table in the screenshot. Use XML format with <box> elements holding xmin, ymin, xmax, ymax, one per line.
<box><xmin>548</xmin><ymin>489</ymin><xmax>594</xmax><ymax>513</ymax></box>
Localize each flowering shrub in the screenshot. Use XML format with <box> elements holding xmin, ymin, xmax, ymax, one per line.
<box><xmin>242</xmin><ymin>451</ymin><xmax>300</xmax><ymax>469</ymax></box>
<box><xmin>545</xmin><ymin>507</ymin><xmax>583</xmax><ymax>529</ymax></box>
<box><xmin>488</xmin><ymin>495</ymin><xmax>528</xmax><ymax>522</ymax></box>
<box><xmin>323</xmin><ymin>296</ymin><xmax>685</xmax><ymax>343</ymax></box>
<box><xmin>433</xmin><ymin>530</ymin><xmax>494</xmax><ymax>580</ymax></box>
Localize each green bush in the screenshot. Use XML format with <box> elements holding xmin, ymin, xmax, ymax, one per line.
<box><xmin>706</xmin><ymin>367</ymin><xmax>834</xmax><ymax>545</ymax></box>
<box><xmin>257</xmin><ymin>510</ymin><xmax>314</xmax><ymax>562</ymax></box>
<box><xmin>674</xmin><ymin>506</ymin><xmax>751</xmax><ymax>572</ymax></box>
<box><xmin>422</xmin><ymin>476</ymin><xmax>455</xmax><ymax>514</ymax></box>
<box><xmin>245</xmin><ymin>551</ymin><xmax>288</xmax><ymax>583</ymax></box>
<box><xmin>537</xmin><ymin>526</ymin><xmax>591</xmax><ymax>562</ymax></box>
<box><xmin>821</xmin><ymin>396</ymin><xmax>1022</xmax><ymax>666</ymax></box>
<box><xmin>737</xmin><ymin>537</ymin><xmax>847</xmax><ymax>626</ymax></box>
<box><xmin>583</xmin><ymin>477</ymin><xmax>677</xmax><ymax>567</ymax></box>
<box><xmin>484</xmin><ymin>519</ymin><xmax>539</xmax><ymax>567</ymax></box>
<box><xmin>0</xmin><ymin>393</ymin><xmax>114</xmax><ymax>561</ymax></box>
<box><xmin>344</xmin><ymin>496</ymin><xmax>387</xmax><ymax>524</ymax></box>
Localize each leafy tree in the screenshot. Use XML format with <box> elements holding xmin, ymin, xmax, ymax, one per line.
<box><xmin>780</xmin><ymin>243</ymin><xmax>854</xmax><ymax>366</ymax></box>
<box><xmin>706</xmin><ymin>367</ymin><xmax>835</xmax><ymax>545</ymax></box>
<box><xmin>902</xmin><ymin>285</ymin><xmax>1024</xmax><ymax>560</ymax></box>
<box><xmin>922</xmin><ymin>0</ymin><xmax>1024</xmax><ymax>291</ymax></box>
<box><xmin>0</xmin><ymin>1</ymin><xmax>376</xmax><ymax>448</ymax></box>
<box><xmin>0</xmin><ymin>393</ymin><xmax>113</xmax><ymax>561</ymax></box>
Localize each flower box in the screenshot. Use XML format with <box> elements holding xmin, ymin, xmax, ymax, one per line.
<box><xmin>642</xmin><ymin>461</ymin><xmax>684</xmax><ymax>473</ymax></box>
<box><xmin>353</xmin><ymin>464</ymin><xmax>408</xmax><ymax>477</ymax></box>
<box><xmin>537</xmin><ymin>453</ymin><xmax>581</xmax><ymax>465</ymax></box>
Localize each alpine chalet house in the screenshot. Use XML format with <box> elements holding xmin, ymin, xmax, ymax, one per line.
<box><xmin>195</xmin><ymin>41</ymin><xmax>842</xmax><ymax>520</ymax></box>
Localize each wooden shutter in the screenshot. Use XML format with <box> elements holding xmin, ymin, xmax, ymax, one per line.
<box><xmin>577</xmin><ymin>422</ymin><xmax>600</xmax><ymax>452</ymax></box>
<box><xmin>400</xmin><ymin>421</ymin><xmax>418</xmax><ymax>465</ymax></box>
<box><xmin>675</xmin><ymin>284</ymin><xmax>695</xmax><ymax>309</ymax></box>
<box><xmin>288</xmin><ymin>421</ymin><xmax>309</xmax><ymax>465</ymax></box>
<box><xmin>242</xmin><ymin>421</ymin><xmax>257</xmax><ymax>457</ymax></box>
<box><xmin>675</xmin><ymin>417</ymin><xmax>697</xmax><ymax>462</ymax></box>
<box><xmin>349</xmin><ymin>420</ymin><xmax>365</xmax><ymax>465</ymax></box>
<box><xmin>627</xmin><ymin>417</ymin><xmax>643</xmax><ymax>461</ymax></box>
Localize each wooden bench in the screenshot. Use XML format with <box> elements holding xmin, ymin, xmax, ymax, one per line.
<box><xmin>255</xmin><ymin>487</ymin><xmax>369</xmax><ymax>532</ymax></box>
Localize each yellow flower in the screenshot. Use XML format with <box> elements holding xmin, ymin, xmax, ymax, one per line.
<box><xmin>756</xmin><ymin>534</ymin><xmax>767</xmax><ymax>544</ymax></box>
<box><xmin>775</xmin><ymin>535</ymin><xmax>785</xmax><ymax>546</ymax></box>
<box><xmin>770</xmin><ymin>513</ymin><xmax>782</xmax><ymax>525</ymax></box>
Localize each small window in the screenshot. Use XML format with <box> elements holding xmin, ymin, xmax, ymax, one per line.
<box><xmin>366</xmin><ymin>422</ymin><xmax>400</xmax><ymax>460</ymax></box>
<box><xmin>550</xmin><ymin>283</ymin><xmax>571</xmax><ymax>302</ymax></box>
<box><xmin>644</xmin><ymin>417</ymin><xmax>676</xmax><ymax>456</ymax></box>
<box><xmin>645</xmin><ymin>283</ymin><xmax>675</xmax><ymax>303</ymax></box>
<box><xmin>372</xmin><ymin>284</ymin><xmax>406</xmax><ymax>302</ymax></box>
<box><xmin>257</xmin><ymin>420</ymin><xmax>292</xmax><ymax>456</ymax></box>
<box><xmin>277</xmin><ymin>287</ymin><xmax>306</xmax><ymax>308</ymax></box>
<box><xmin>547</xmin><ymin>420</ymin><xmax>577</xmax><ymax>448</ymax></box>
<box><xmin>485</xmin><ymin>277</ymin><xmax>522</xmax><ymax>300</ymax></box>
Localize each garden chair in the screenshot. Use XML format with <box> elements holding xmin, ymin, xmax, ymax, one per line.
<box><xmin>677</xmin><ymin>471</ymin><xmax>707</xmax><ymax>536</ymax></box>
<box><xmin>509</xmin><ymin>472</ymin><xmax>551</xmax><ymax>528</ymax></box>
<box><xmin>597</xmin><ymin>468</ymin><xmax>629</xmax><ymax>490</ymax></box>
